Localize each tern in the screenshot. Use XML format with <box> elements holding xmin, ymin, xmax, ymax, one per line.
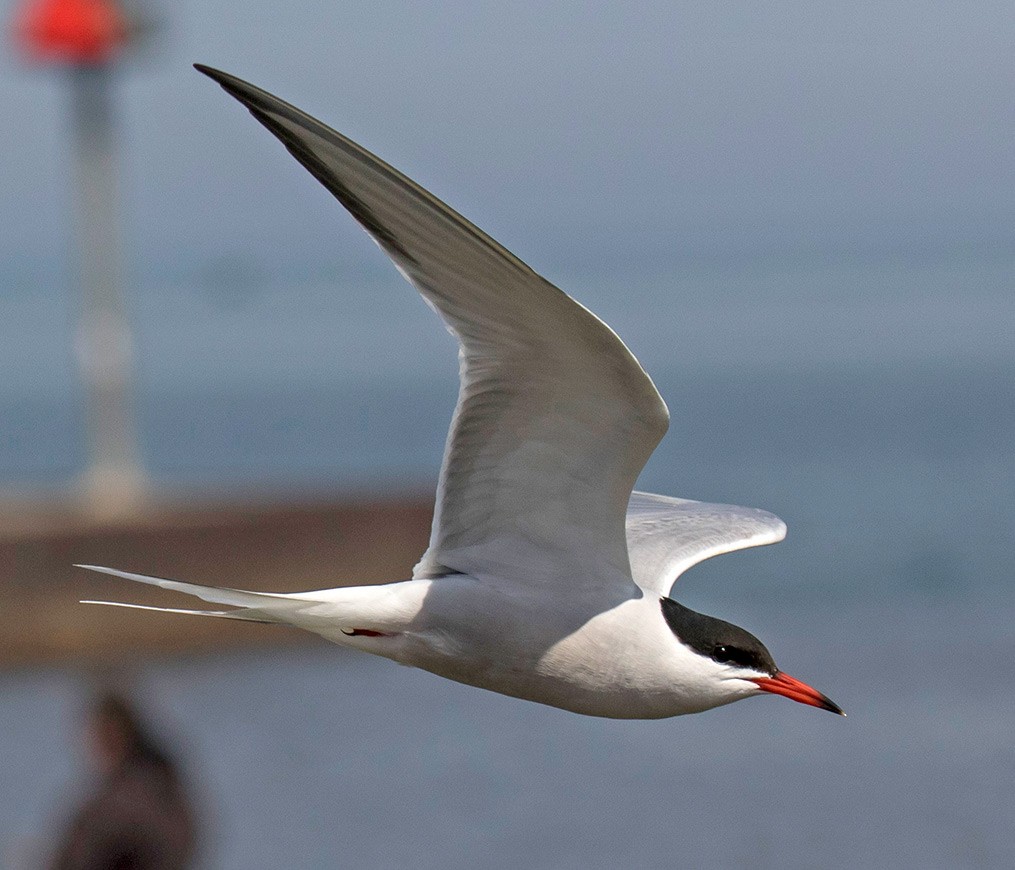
<box><xmin>79</xmin><ymin>66</ymin><xmax>843</xmax><ymax>720</ymax></box>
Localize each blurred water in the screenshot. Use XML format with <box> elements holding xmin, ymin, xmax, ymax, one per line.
<box><xmin>0</xmin><ymin>258</ymin><xmax>1013</xmax><ymax>866</ymax></box>
<box><xmin>1</xmin><ymin>358</ymin><xmax>1012</xmax><ymax>867</ymax></box>
<box><xmin>1</xmin><ymin>595</ymin><xmax>1012</xmax><ymax>869</ymax></box>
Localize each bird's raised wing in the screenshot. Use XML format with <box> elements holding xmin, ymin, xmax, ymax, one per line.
<box><xmin>198</xmin><ymin>67</ymin><xmax>669</xmax><ymax>590</ymax></box>
<box><xmin>625</xmin><ymin>491</ymin><xmax>787</xmax><ymax>598</ymax></box>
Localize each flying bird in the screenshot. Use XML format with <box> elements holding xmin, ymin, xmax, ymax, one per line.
<box><xmin>79</xmin><ymin>66</ymin><xmax>843</xmax><ymax>720</ymax></box>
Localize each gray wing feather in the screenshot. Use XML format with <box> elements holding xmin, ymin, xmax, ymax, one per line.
<box><xmin>625</xmin><ymin>491</ymin><xmax>787</xmax><ymax>597</ymax></box>
<box><xmin>198</xmin><ymin>67</ymin><xmax>669</xmax><ymax>589</ymax></box>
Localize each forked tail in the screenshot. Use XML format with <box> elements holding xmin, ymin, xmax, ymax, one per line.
<box><xmin>75</xmin><ymin>565</ymin><xmax>421</xmax><ymax>649</ymax></box>
<box><xmin>77</xmin><ymin>564</ymin><xmax>308</xmax><ymax>625</ymax></box>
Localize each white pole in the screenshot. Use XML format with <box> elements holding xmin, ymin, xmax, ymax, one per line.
<box><xmin>69</xmin><ymin>64</ymin><xmax>147</xmax><ymax>516</ymax></box>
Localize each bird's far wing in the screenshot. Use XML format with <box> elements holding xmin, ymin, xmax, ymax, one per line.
<box><xmin>626</xmin><ymin>491</ymin><xmax>787</xmax><ymax>598</ymax></box>
<box><xmin>198</xmin><ymin>67</ymin><xmax>669</xmax><ymax>591</ymax></box>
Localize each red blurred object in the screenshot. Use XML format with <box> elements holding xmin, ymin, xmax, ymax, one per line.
<box><xmin>13</xmin><ymin>0</ymin><xmax>129</xmax><ymax>65</ymax></box>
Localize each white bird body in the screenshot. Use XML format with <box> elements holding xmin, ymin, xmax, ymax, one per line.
<box><xmin>80</xmin><ymin>67</ymin><xmax>842</xmax><ymax>720</ymax></box>
<box><xmin>82</xmin><ymin>564</ymin><xmax>753</xmax><ymax>719</ymax></box>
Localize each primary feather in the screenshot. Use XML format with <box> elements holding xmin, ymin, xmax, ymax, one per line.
<box><xmin>195</xmin><ymin>65</ymin><xmax>668</xmax><ymax>593</ymax></box>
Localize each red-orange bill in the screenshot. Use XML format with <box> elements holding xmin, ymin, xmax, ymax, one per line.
<box><xmin>752</xmin><ymin>672</ymin><xmax>845</xmax><ymax>716</ymax></box>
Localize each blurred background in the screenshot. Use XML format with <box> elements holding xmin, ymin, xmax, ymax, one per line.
<box><xmin>1</xmin><ymin>1</ymin><xmax>1012</xmax><ymax>867</ymax></box>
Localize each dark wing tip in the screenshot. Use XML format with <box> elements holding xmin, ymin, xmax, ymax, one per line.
<box><xmin>193</xmin><ymin>64</ymin><xmax>275</xmax><ymax>114</ymax></box>
<box><xmin>193</xmin><ymin>63</ymin><xmax>226</xmax><ymax>82</ymax></box>
<box><xmin>194</xmin><ymin>64</ymin><xmax>249</xmax><ymax>103</ymax></box>
<box><xmin>193</xmin><ymin>63</ymin><xmax>233</xmax><ymax>88</ymax></box>
<box><xmin>192</xmin><ymin>63</ymin><xmax>419</xmax><ymax>267</ymax></box>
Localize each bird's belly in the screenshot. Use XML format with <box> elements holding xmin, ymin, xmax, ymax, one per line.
<box><xmin>409</xmin><ymin>643</ymin><xmax>684</xmax><ymax>719</ymax></box>
<box><xmin>397</xmin><ymin>589</ymin><xmax>690</xmax><ymax>719</ymax></box>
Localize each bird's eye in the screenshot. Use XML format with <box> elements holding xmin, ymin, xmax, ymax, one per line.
<box><xmin>712</xmin><ymin>644</ymin><xmax>756</xmax><ymax>668</ymax></box>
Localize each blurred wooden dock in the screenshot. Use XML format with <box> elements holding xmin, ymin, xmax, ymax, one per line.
<box><xmin>0</xmin><ymin>494</ymin><xmax>433</xmax><ymax>667</ymax></box>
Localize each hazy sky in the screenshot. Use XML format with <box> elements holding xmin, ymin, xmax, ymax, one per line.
<box><xmin>0</xmin><ymin>2</ymin><xmax>1012</xmax><ymax>400</ymax></box>
<box><xmin>4</xmin><ymin>1</ymin><xmax>1012</xmax><ymax>278</ymax></box>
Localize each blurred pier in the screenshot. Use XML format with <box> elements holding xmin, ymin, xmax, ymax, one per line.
<box><xmin>0</xmin><ymin>494</ymin><xmax>432</xmax><ymax>667</ymax></box>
